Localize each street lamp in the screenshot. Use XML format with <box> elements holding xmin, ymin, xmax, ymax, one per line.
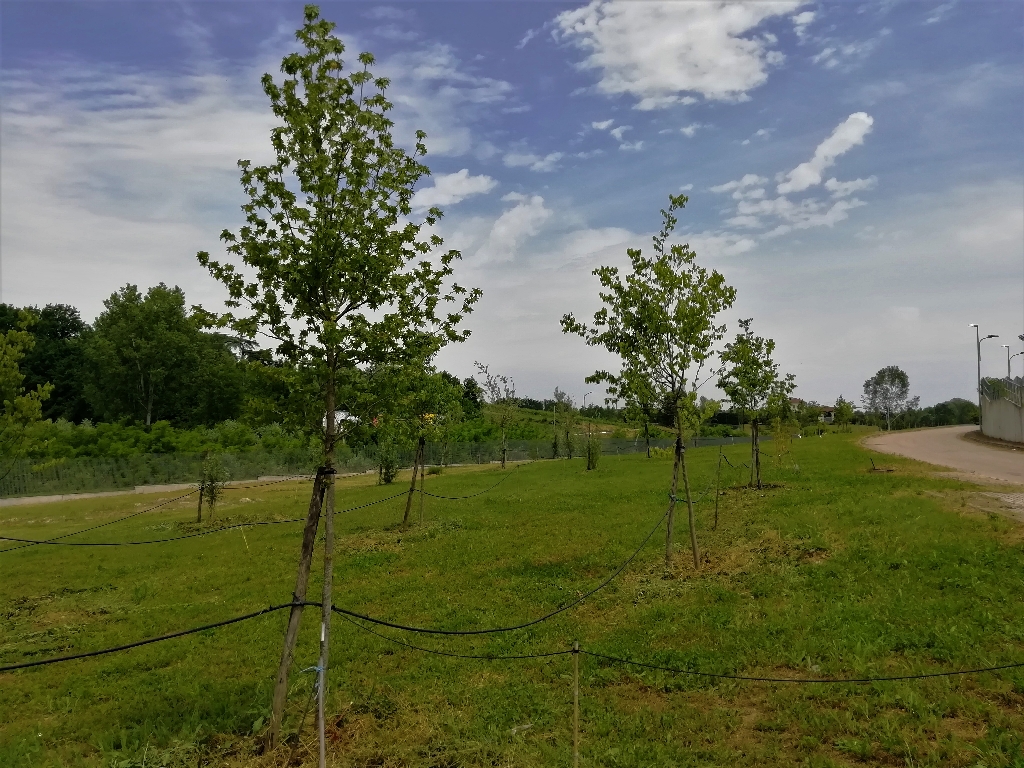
<box><xmin>1002</xmin><ymin>345</ymin><xmax>1011</xmax><ymax>379</ymax></box>
<box><xmin>1011</xmin><ymin>351</ymin><xmax>1023</xmax><ymax>379</ymax></box>
<box><xmin>969</xmin><ymin>324</ymin><xmax>998</xmax><ymax>430</ymax></box>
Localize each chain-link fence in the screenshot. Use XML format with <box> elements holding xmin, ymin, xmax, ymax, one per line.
<box><xmin>0</xmin><ymin>434</ymin><xmax>760</xmax><ymax>499</ymax></box>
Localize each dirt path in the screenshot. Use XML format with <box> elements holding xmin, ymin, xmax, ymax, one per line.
<box><xmin>862</xmin><ymin>425</ymin><xmax>1024</xmax><ymax>485</ymax></box>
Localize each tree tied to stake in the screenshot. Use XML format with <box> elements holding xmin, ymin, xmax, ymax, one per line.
<box><xmin>717</xmin><ymin>318</ymin><xmax>795</xmax><ymax>490</ymax></box>
<box><xmin>196</xmin><ymin>5</ymin><xmax>479</xmax><ymax>748</ymax></box>
<box><xmin>561</xmin><ymin>193</ymin><xmax>736</xmax><ymax>569</ymax></box>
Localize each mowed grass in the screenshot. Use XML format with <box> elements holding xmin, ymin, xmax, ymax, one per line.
<box><xmin>1</xmin><ymin>435</ymin><xmax>1023</xmax><ymax>767</ymax></box>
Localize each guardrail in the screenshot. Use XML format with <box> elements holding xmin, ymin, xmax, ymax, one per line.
<box><xmin>980</xmin><ymin>377</ymin><xmax>1023</xmax><ymax>408</ymax></box>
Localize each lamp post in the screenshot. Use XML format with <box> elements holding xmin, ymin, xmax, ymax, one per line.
<box><xmin>1002</xmin><ymin>345</ymin><xmax>1011</xmax><ymax>379</ymax></box>
<box><xmin>1011</xmin><ymin>351</ymin><xmax>1023</xmax><ymax>379</ymax></box>
<box><xmin>969</xmin><ymin>324</ymin><xmax>998</xmax><ymax>430</ymax></box>
<box><xmin>583</xmin><ymin>391</ymin><xmax>593</xmax><ymax>440</ymax></box>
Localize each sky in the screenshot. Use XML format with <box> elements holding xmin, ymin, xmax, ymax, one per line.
<box><xmin>2</xmin><ymin>0</ymin><xmax>1022</xmax><ymax>407</ymax></box>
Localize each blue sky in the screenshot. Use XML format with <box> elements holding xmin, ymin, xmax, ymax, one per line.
<box><xmin>2</xmin><ymin>0</ymin><xmax>1022</xmax><ymax>406</ymax></box>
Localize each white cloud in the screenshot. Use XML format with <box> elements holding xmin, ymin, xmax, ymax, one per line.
<box><xmin>811</xmin><ymin>29</ymin><xmax>891</xmax><ymax>71</ymax></box>
<box><xmin>502</xmin><ymin>151</ymin><xmax>564</xmax><ymax>172</ymax></box>
<box><xmin>679</xmin><ymin>183</ymin><xmax>694</xmax><ymax>191</ymax></box>
<box><xmin>411</xmin><ymin>169</ymin><xmax>498</xmax><ymax>212</ymax></box>
<box><xmin>924</xmin><ymin>2</ymin><xmax>956</xmax><ymax>24</ymax></box>
<box><xmin>824</xmin><ymin>176</ymin><xmax>877</xmax><ymax>198</ymax></box>
<box><xmin>364</xmin><ymin>6</ymin><xmax>415</xmax><ymax>21</ymax></box>
<box><xmin>680</xmin><ymin>123</ymin><xmax>703</xmax><ymax>138</ymax></box>
<box><xmin>553</xmin><ymin>0</ymin><xmax>804</xmax><ymax>108</ymax></box>
<box><xmin>777</xmin><ymin>112</ymin><xmax>874</xmax><ymax>194</ymax></box>
<box><xmin>517</xmin><ymin>28</ymin><xmax>539</xmax><ymax>49</ymax></box>
<box><xmin>792</xmin><ymin>10</ymin><xmax>815</xmax><ymax>40</ymax></box>
<box><xmin>608</xmin><ymin>125</ymin><xmax>631</xmax><ymax>141</ymax></box>
<box><xmin>591</xmin><ymin>119</ymin><xmax>614</xmax><ymax>130</ymax></box>
<box><xmin>476</xmin><ymin>194</ymin><xmax>553</xmax><ymax>261</ymax></box>
<box><xmin>618</xmin><ymin>140</ymin><xmax>644</xmax><ymax>152</ymax></box>
<box><xmin>710</xmin><ymin>174</ymin><xmax>767</xmax><ymax>193</ymax></box>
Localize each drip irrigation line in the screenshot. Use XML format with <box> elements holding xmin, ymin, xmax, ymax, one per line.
<box><xmin>0</xmin><ymin>474</ymin><xmax>313</xmax><ymax>554</ymax></box>
<box><xmin>417</xmin><ymin>461</ymin><xmax>530</xmax><ymax>500</ymax></box>
<box><xmin>328</xmin><ymin>507</ymin><xmax>668</xmax><ymax>635</ymax></box>
<box><xmin>0</xmin><ymin>603</ymin><xmax>293</xmax><ymax>673</ymax></box>
<box><xmin>336</xmin><ymin>611</ymin><xmax>571</xmax><ymax>661</ymax></box>
<box><xmin>581</xmin><ymin>649</ymin><xmax>1024</xmax><ymax>684</ymax></box>
<box><xmin>0</xmin><ymin>491</ymin><xmax>410</xmax><ymax>548</ymax></box>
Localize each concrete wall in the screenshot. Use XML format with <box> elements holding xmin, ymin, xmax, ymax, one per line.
<box><xmin>981</xmin><ymin>394</ymin><xmax>1024</xmax><ymax>444</ymax></box>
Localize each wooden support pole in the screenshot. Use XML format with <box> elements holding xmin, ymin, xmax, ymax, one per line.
<box><xmin>419</xmin><ymin>438</ymin><xmax>426</xmax><ymax>525</ymax></box>
<box><xmin>573</xmin><ymin>640</ymin><xmax>580</xmax><ymax>768</ymax></box>
<box><xmin>403</xmin><ymin>439</ymin><xmax>422</xmax><ymax>527</ymax></box>
<box><xmin>713</xmin><ymin>447</ymin><xmax>723</xmax><ymax>531</ymax></box>
<box><xmin>317</xmin><ymin>472</ymin><xmax>336</xmax><ymax>768</ymax></box>
<box><xmin>268</xmin><ymin>470</ymin><xmax>325</xmax><ymax>748</ymax></box>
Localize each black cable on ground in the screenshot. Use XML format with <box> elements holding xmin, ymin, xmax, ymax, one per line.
<box><xmin>328</xmin><ymin>507</ymin><xmax>668</xmax><ymax>635</ymax></box>
<box><xmin>0</xmin><ymin>491</ymin><xmax>409</xmax><ymax>548</ymax></box>
<box><xmin>336</xmin><ymin>611</ymin><xmax>571</xmax><ymax>661</ymax></box>
<box><xmin>581</xmin><ymin>649</ymin><xmax>1024</xmax><ymax>684</ymax></box>
<box><xmin>0</xmin><ymin>474</ymin><xmax>316</xmax><ymax>554</ymax></box>
<box><xmin>0</xmin><ymin>603</ymin><xmax>293</xmax><ymax>673</ymax></box>
<box><xmin>417</xmin><ymin>461</ymin><xmax>530</xmax><ymax>500</ymax></box>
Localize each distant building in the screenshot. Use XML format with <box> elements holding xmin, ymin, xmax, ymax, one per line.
<box><xmin>819</xmin><ymin>407</ymin><xmax>835</xmax><ymax>424</ymax></box>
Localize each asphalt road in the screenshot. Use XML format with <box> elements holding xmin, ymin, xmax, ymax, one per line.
<box><xmin>862</xmin><ymin>425</ymin><xmax>1023</xmax><ymax>485</ymax></box>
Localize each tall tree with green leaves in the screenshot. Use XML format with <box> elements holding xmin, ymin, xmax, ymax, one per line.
<box><xmin>196</xmin><ymin>5</ymin><xmax>478</xmax><ymax>747</ymax></box>
<box><xmin>562</xmin><ymin>193</ymin><xmax>736</xmax><ymax>569</ymax></box>
<box><xmin>0</xmin><ymin>312</ymin><xmax>52</xmax><ymax>481</ymax></box>
<box><xmin>862</xmin><ymin>366</ymin><xmax>918</xmax><ymax>431</ymax></box>
<box><xmin>833</xmin><ymin>395</ymin><xmax>854</xmax><ymax>432</ymax></box>
<box><xmin>717</xmin><ymin>318</ymin><xmax>795</xmax><ymax>489</ymax></box>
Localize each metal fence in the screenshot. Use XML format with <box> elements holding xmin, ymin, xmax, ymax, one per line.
<box><xmin>0</xmin><ymin>435</ymin><xmax>759</xmax><ymax>499</ymax></box>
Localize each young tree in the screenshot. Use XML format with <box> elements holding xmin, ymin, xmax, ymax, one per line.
<box><xmin>475</xmin><ymin>362</ymin><xmax>518</xmax><ymax>469</ymax></box>
<box><xmin>562</xmin><ymin>194</ymin><xmax>736</xmax><ymax>569</ymax></box>
<box><xmin>596</xmin><ymin>369</ymin><xmax>657</xmax><ymax>457</ymax></box>
<box><xmin>0</xmin><ymin>312</ymin><xmax>53</xmax><ymax>482</ymax></box>
<box><xmin>862</xmin><ymin>366</ymin><xmax>919</xmax><ymax>431</ymax></box>
<box><xmin>196</xmin><ymin>5</ymin><xmax>479</xmax><ymax>746</ymax></box>
<box><xmin>552</xmin><ymin>387</ymin><xmax>578</xmax><ymax>459</ymax></box>
<box><xmin>717</xmin><ymin>319</ymin><xmax>795</xmax><ymax>489</ymax></box>
<box><xmin>833</xmin><ymin>395</ymin><xmax>854</xmax><ymax>432</ymax></box>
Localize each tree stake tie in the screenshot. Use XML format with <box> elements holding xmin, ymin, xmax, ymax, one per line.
<box><xmin>572</xmin><ymin>640</ymin><xmax>580</xmax><ymax>768</ymax></box>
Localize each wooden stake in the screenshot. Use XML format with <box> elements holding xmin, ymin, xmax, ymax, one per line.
<box><xmin>317</xmin><ymin>472</ymin><xmax>336</xmax><ymax>768</ymax></box>
<box><xmin>713</xmin><ymin>447</ymin><xmax>723</xmax><ymax>531</ymax></box>
<box><xmin>680</xmin><ymin>444</ymin><xmax>700</xmax><ymax>569</ymax></box>
<box><xmin>268</xmin><ymin>471</ymin><xmax>325</xmax><ymax>748</ymax></box>
<box><xmin>403</xmin><ymin>439</ymin><xmax>422</xmax><ymax>527</ymax></box>
<box><xmin>419</xmin><ymin>437</ymin><xmax>426</xmax><ymax>525</ymax></box>
<box><xmin>665</xmin><ymin>434</ymin><xmax>682</xmax><ymax>568</ymax></box>
<box><xmin>573</xmin><ymin>641</ymin><xmax>580</xmax><ymax>768</ymax></box>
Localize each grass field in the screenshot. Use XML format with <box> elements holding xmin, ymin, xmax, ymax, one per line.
<box><xmin>1</xmin><ymin>432</ymin><xmax>1023</xmax><ymax>767</ymax></box>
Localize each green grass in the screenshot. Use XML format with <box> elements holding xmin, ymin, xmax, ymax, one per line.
<box><xmin>1</xmin><ymin>434</ymin><xmax>1022</xmax><ymax>767</ymax></box>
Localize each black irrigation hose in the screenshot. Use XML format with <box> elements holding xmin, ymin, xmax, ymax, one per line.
<box><xmin>0</xmin><ymin>488</ymin><xmax>202</xmax><ymax>554</ymax></box>
<box><xmin>581</xmin><ymin>649</ymin><xmax>1024</xmax><ymax>684</ymax></box>
<box><xmin>0</xmin><ymin>603</ymin><xmax>293</xmax><ymax>673</ymax></box>
<box><xmin>328</xmin><ymin>507</ymin><xmax>669</xmax><ymax>635</ymax></box>
<box><xmin>336</xmin><ymin>611</ymin><xmax>572</xmax><ymax>661</ymax></box>
<box><xmin>0</xmin><ymin>491</ymin><xmax>409</xmax><ymax>548</ymax></box>
<box><xmin>417</xmin><ymin>461</ymin><xmax>529</xmax><ymax>500</ymax></box>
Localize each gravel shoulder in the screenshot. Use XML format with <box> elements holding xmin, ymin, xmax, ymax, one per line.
<box><xmin>862</xmin><ymin>424</ymin><xmax>1024</xmax><ymax>485</ymax></box>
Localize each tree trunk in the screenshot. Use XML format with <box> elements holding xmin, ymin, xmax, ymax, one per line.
<box><xmin>501</xmin><ymin>425</ymin><xmax>507</xmax><ymax>469</ymax></box>
<box><xmin>680</xmin><ymin>439</ymin><xmax>700</xmax><ymax>569</ymax></box>
<box><xmin>753</xmin><ymin>419</ymin><xmax>762</xmax><ymax>490</ymax></box>
<box><xmin>145</xmin><ymin>376</ymin><xmax>154</xmax><ymax>427</ymax></box>
<box><xmin>268</xmin><ymin>470</ymin><xmax>326</xmax><ymax>748</ymax></box>
<box><xmin>403</xmin><ymin>438</ymin><xmax>422</xmax><ymax>527</ymax></box>
<box><xmin>644</xmin><ymin>422</ymin><xmax>651</xmax><ymax>458</ymax></box>
<box><xmin>419</xmin><ymin>437</ymin><xmax>426</xmax><ymax>525</ymax></box>
<box><xmin>665</xmin><ymin>432</ymin><xmax>682</xmax><ymax>568</ymax></box>
<box><xmin>713</xmin><ymin>448</ymin><xmax>722</xmax><ymax>530</ymax></box>
<box><xmin>317</xmin><ymin>375</ymin><xmax>338</xmax><ymax>768</ymax></box>
<box><xmin>196</xmin><ymin>486</ymin><xmax>204</xmax><ymax>524</ymax></box>
<box><xmin>749</xmin><ymin>418</ymin><xmax>755</xmax><ymax>487</ymax></box>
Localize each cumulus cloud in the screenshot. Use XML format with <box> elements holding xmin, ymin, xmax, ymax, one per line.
<box><xmin>502</xmin><ymin>151</ymin><xmax>564</xmax><ymax>172</ymax></box>
<box><xmin>618</xmin><ymin>140</ymin><xmax>644</xmax><ymax>152</ymax></box>
<box><xmin>824</xmin><ymin>176</ymin><xmax>877</xmax><ymax>198</ymax></box>
<box><xmin>591</xmin><ymin>119</ymin><xmax>614</xmax><ymax>130</ymax></box>
<box><xmin>680</xmin><ymin>123</ymin><xmax>703</xmax><ymax>138</ymax></box>
<box><xmin>792</xmin><ymin>10</ymin><xmax>815</xmax><ymax>40</ymax></box>
<box><xmin>777</xmin><ymin>112</ymin><xmax>874</xmax><ymax>194</ymax></box>
<box><xmin>710</xmin><ymin>174</ymin><xmax>767</xmax><ymax>193</ymax></box>
<box><xmin>608</xmin><ymin>125</ymin><xmax>631</xmax><ymax>141</ymax></box>
<box><xmin>553</xmin><ymin>0</ymin><xmax>804</xmax><ymax>108</ymax></box>
<box><xmin>411</xmin><ymin>169</ymin><xmax>497</xmax><ymax>211</ymax></box>
<box><xmin>476</xmin><ymin>193</ymin><xmax>553</xmax><ymax>261</ymax></box>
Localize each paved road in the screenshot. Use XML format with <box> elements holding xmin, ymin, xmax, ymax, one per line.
<box><xmin>862</xmin><ymin>425</ymin><xmax>1023</xmax><ymax>485</ymax></box>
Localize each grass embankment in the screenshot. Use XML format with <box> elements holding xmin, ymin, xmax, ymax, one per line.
<box><xmin>1</xmin><ymin>434</ymin><xmax>1022</xmax><ymax>767</ymax></box>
